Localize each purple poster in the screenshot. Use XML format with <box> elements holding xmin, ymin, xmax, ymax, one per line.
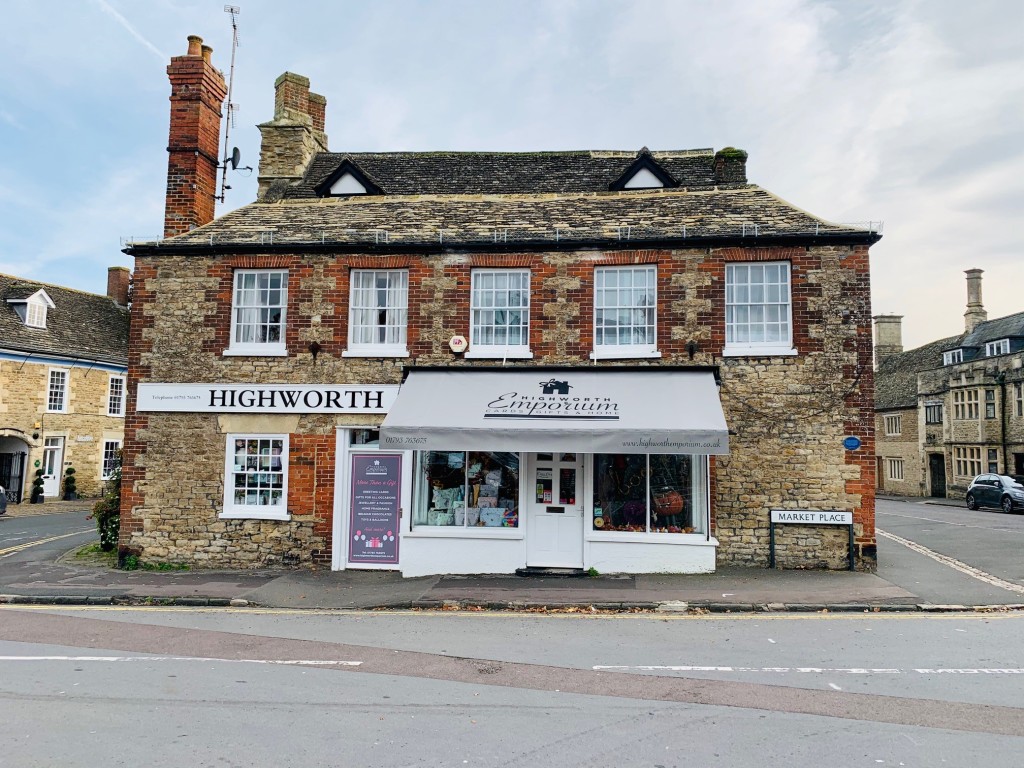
<box><xmin>348</xmin><ymin>454</ymin><xmax>402</xmax><ymax>565</ymax></box>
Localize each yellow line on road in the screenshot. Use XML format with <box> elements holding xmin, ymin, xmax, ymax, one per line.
<box><xmin>0</xmin><ymin>531</ymin><xmax>92</xmax><ymax>558</ymax></box>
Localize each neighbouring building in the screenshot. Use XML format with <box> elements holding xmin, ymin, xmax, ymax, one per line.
<box><xmin>0</xmin><ymin>269</ymin><xmax>130</xmax><ymax>504</ymax></box>
<box><xmin>874</xmin><ymin>269</ymin><xmax>1024</xmax><ymax>498</ymax></box>
<box><xmin>119</xmin><ymin>36</ymin><xmax>880</xmax><ymax>576</ymax></box>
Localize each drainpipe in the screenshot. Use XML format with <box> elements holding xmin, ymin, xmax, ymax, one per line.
<box><xmin>998</xmin><ymin>371</ymin><xmax>1008</xmax><ymax>474</ymax></box>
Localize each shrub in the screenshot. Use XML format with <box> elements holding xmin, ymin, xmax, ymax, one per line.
<box><xmin>63</xmin><ymin>467</ymin><xmax>77</xmax><ymax>500</ymax></box>
<box><xmin>91</xmin><ymin>452</ymin><xmax>121</xmax><ymax>552</ymax></box>
<box><xmin>30</xmin><ymin>469</ymin><xmax>45</xmax><ymax>503</ymax></box>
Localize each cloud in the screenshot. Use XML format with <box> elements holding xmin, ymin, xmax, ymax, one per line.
<box><xmin>91</xmin><ymin>0</ymin><xmax>166</xmax><ymax>61</ymax></box>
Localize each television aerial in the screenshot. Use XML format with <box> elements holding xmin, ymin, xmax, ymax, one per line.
<box><xmin>217</xmin><ymin>5</ymin><xmax>252</xmax><ymax>203</ymax></box>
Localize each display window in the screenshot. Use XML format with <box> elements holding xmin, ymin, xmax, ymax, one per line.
<box><xmin>221</xmin><ymin>434</ymin><xmax>289</xmax><ymax>519</ymax></box>
<box><xmin>414</xmin><ymin>451</ymin><xmax>520</xmax><ymax>528</ymax></box>
<box><xmin>592</xmin><ymin>454</ymin><xmax>703</xmax><ymax>534</ymax></box>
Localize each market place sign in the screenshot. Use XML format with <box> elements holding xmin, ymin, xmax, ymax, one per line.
<box><xmin>137</xmin><ymin>383</ymin><xmax>399</xmax><ymax>414</ymax></box>
<box><xmin>770</xmin><ymin>510</ymin><xmax>853</xmax><ymax>525</ymax></box>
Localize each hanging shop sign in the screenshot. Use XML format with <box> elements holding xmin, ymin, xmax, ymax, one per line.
<box><xmin>348</xmin><ymin>453</ymin><xmax>402</xmax><ymax>565</ymax></box>
<box><xmin>137</xmin><ymin>383</ymin><xmax>399</xmax><ymax>414</ymax></box>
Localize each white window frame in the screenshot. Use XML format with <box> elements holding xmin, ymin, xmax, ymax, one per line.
<box><xmin>723</xmin><ymin>262</ymin><xmax>796</xmax><ymax>356</ymax></box>
<box><xmin>25</xmin><ymin>298</ymin><xmax>48</xmax><ymax>329</ymax></box>
<box><xmin>344</xmin><ymin>269</ymin><xmax>409</xmax><ymax>357</ymax></box>
<box><xmin>466</xmin><ymin>269</ymin><xmax>533</xmax><ymax>359</ymax></box>
<box><xmin>943</xmin><ymin>349</ymin><xmax>963</xmax><ymax>365</ymax></box>
<box><xmin>47</xmin><ymin>368</ymin><xmax>68</xmax><ymax>413</ymax></box>
<box><xmin>107</xmin><ymin>375</ymin><xmax>126</xmax><ymax>417</ymax></box>
<box><xmin>985</xmin><ymin>339</ymin><xmax>1010</xmax><ymax>357</ymax></box>
<box><xmin>886</xmin><ymin>458</ymin><xmax>904</xmax><ymax>481</ymax></box>
<box><xmin>101</xmin><ymin>440</ymin><xmax>122</xmax><ymax>480</ymax></box>
<box><xmin>221</xmin><ymin>434</ymin><xmax>290</xmax><ymax>520</ymax></box>
<box><xmin>591</xmin><ymin>265</ymin><xmax>660</xmax><ymax>360</ymax></box>
<box><xmin>225</xmin><ymin>269</ymin><xmax>288</xmax><ymax>357</ymax></box>
<box><xmin>884</xmin><ymin>415</ymin><xmax>902</xmax><ymax>436</ymax></box>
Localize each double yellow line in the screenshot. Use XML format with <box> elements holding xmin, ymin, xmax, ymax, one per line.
<box><xmin>0</xmin><ymin>530</ymin><xmax>92</xmax><ymax>558</ymax></box>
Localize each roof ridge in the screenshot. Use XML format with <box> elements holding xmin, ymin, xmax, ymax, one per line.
<box><xmin>0</xmin><ymin>272</ymin><xmax>123</xmax><ymax>302</ymax></box>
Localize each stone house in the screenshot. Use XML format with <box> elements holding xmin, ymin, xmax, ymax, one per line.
<box><xmin>0</xmin><ymin>269</ymin><xmax>130</xmax><ymax>504</ymax></box>
<box><xmin>119</xmin><ymin>36</ymin><xmax>880</xmax><ymax>575</ymax></box>
<box><xmin>874</xmin><ymin>269</ymin><xmax>1024</xmax><ymax>498</ymax></box>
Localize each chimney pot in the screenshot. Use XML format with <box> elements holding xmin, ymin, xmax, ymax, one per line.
<box><xmin>201</xmin><ymin>45</ymin><xmax>213</xmax><ymax>64</ymax></box>
<box><xmin>187</xmin><ymin>35</ymin><xmax>203</xmax><ymax>56</ymax></box>
<box><xmin>872</xmin><ymin>314</ymin><xmax>904</xmax><ymax>367</ymax></box>
<box><xmin>107</xmin><ymin>266</ymin><xmax>131</xmax><ymax>306</ymax></box>
<box><xmin>964</xmin><ymin>268</ymin><xmax>987</xmax><ymax>333</ymax></box>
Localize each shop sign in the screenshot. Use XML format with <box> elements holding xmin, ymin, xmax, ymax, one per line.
<box><xmin>770</xmin><ymin>510</ymin><xmax>853</xmax><ymax>525</ymax></box>
<box><xmin>348</xmin><ymin>454</ymin><xmax>401</xmax><ymax>565</ymax></box>
<box><xmin>137</xmin><ymin>383</ymin><xmax>399</xmax><ymax>414</ymax></box>
<box><xmin>484</xmin><ymin>377</ymin><xmax>621</xmax><ymax>422</ymax></box>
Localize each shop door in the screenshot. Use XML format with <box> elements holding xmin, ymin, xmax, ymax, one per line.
<box><xmin>526</xmin><ymin>453</ymin><xmax>584</xmax><ymax>568</ymax></box>
<box><xmin>42</xmin><ymin>437</ymin><xmax>64</xmax><ymax>498</ymax></box>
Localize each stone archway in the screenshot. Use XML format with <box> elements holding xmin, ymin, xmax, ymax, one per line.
<box><xmin>0</xmin><ymin>431</ymin><xmax>32</xmax><ymax>504</ymax></box>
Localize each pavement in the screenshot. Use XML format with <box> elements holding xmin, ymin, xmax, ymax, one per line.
<box><xmin>2</xmin><ymin>496</ymin><xmax>1022</xmax><ymax>614</ymax></box>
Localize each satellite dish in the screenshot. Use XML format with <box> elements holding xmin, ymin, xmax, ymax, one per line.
<box><xmin>229</xmin><ymin>147</ymin><xmax>241</xmax><ymax>170</ymax></box>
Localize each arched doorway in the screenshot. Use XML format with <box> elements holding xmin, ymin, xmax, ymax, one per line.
<box><xmin>0</xmin><ymin>432</ymin><xmax>31</xmax><ymax>504</ymax></box>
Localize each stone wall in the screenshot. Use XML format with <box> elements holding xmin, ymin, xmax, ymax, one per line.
<box><xmin>875</xmin><ymin>406</ymin><xmax>923</xmax><ymax>496</ymax></box>
<box><xmin>0</xmin><ymin>359</ymin><xmax>126</xmax><ymax>500</ymax></box>
<box><xmin>123</xmin><ymin>242</ymin><xmax>875</xmax><ymax>570</ymax></box>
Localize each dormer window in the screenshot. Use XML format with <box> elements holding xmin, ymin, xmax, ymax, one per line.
<box><xmin>26</xmin><ymin>298</ymin><xmax>48</xmax><ymax>328</ymax></box>
<box><xmin>622</xmin><ymin>167</ymin><xmax>665</xmax><ymax>189</ymax></box>
<box><xmin>943</xmin><ymin>349</ymin><xmax>963</xmax><ymax>365</ymax></box>
<box><xmin>985</xmin><ymin>339</ymin><xmax>1010</xmax><ymax>357</ymax></box>
<box><xmin>329</xmin><ymin>172</ymin><xmax>367</xmax><ymax>195</ymax></box>
<box><xmin>7</xmin><ymin>288</ymin><xmax>55</xmax><ymax>330</ymax></box>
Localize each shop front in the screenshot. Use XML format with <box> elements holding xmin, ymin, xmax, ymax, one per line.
<box><xmin>375</xmin><ymin>367</ymin><xmax>729</xmax><ymax>577</ymax></box>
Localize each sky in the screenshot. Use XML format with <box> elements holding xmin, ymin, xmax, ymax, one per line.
<box><xmin>0</xmin><ymin>0</ymin><xmax>1021</xmax><ymax>351</ymax></box>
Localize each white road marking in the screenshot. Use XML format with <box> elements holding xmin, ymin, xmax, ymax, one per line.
<box><xmin>877</xmin><ymin>529</ymin><xmax>1024</xmax><ymax>595</ymax></box>
<box><xmin>0</xmin><ymin>530</ymin><xmax>94</xmax><ymax>558</ymax></box>
<box><xmin>0</xmin><ymin>655</ymin><xmax>361</xmax><ymax>666</ymax></box>
<box><xmin>593</xmin><ymin>665</ymin><xmax>1024</xmax><ymax>674</ymax></box>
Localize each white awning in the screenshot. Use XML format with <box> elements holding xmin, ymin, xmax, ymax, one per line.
<box><xmin>379</xmin><ymin>368</ymin><xmax>729</xmax><ymax>455</ymax></box>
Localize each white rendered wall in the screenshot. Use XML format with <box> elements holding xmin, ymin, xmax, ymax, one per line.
<box><xmin>585</xmin><ymin>538</ymin><xmax>718</xmax><ymax>574</ymax></box>
<box><xmin>400</xmin><ymin>534</ymin><xmax>527</xmax><ymax>578</ymax></box>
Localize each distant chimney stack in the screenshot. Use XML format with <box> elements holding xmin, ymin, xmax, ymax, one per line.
<box><xmin>873</xmin><ymin>314</ymin><xmax>903</xmax><ymax>367</ymax></box>
<box><xmin>964</xmin><ymin>268</ymin><xmax>987</xmax><ymax>333</ymax></box>
<box><xmin>713</xmin><ymin>147</ymin><xmax>748</xmax><ymax>185</ymax></box>
<box><xmin>107</xmin><ymin>266</ymin><xmax>130</xmax><ymax>306</ymax></box>
<box><xmin>257</xmin><ymin>72</ymin><xmax>329</xmax><ymax>199</ymax></box>
<box><xmin>163</xmin><ymin>35</ymin><xmax>227</xmax><ymax>238</ymax></box>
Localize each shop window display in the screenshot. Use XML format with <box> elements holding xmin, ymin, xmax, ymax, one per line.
<box><xmin>227</xmin><ymin>436</ymin><xmax>286</xmax><ymax>510</ymax></box>
<box><xmin>415</xmin><ymin>451</ymin><xmax>520</xmax><ymax>528</ymax></box>
<box><xmin>593</xmin><ymin>454</ymin><xmax>699</xmax><ymax>534</ymax></box>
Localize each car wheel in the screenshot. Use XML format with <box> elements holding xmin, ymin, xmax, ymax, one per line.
<box><xmin>1001</xmin><ymin>496</ymin><xmax>1014</xmax><ymax>514</ymax></box>
<box><xmin>966</xmin><ymin>493</ymin><xmax>978</xmax><ymax>510</ymax></box>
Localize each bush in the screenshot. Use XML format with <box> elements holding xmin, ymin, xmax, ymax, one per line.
<box><xmin>91</xmin><ymin>453</ymin><xmax>121</xmax><ymax>552</ymax></box>
<box><xmin>63</xmin><ymin>467</ymin><xmax>77</xmax><ymax>500</ymax></box>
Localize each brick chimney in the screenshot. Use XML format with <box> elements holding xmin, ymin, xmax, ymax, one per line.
<box><xmin>872</xmin><ymin>314</ymin><xmax>903</xmax><ymax>367</ymax></box>
<box><xmin>107</xmin><ymin>266</ymin><xmax>131</xmax><ymax>306</ymax></box>
<box><xmin>257</xmin><ymin>72</ymin><xmax>329</xmax><ymax>199</ymax></box>
<box><xmin>713</xmin><ymin>147</ymin><xmax>748</xmax><ymax>184</ymax></box>
<box><xmin>964</xmin><ymin>268</ymin><xmax>987</xmax><ymax>333</ymax></box>
<box><xmin>164</xmin><ymin>35</ymin><xmax>227</xmax><ymax>238</ymax></box>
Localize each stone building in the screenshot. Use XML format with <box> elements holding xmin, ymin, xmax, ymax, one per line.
<box><xmin>0</xmin><ymin>269</ymin><xmax>130</xmax><ymax>504</ymax></box>
<box><xmin>874</xmin><ymin>269</ymin><xmax>1024</xmax><ymax>498</ymax></box>
<box><xmin>119</xmin><ymin>37</ymin><xmax>880</xmax><ymax>575</ymax></box>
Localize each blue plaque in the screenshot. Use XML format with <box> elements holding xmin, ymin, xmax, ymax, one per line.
<box><xmin>843</xmin><ymin>436</ymin><xmax>862</xmax><ymax>451</ymax></box>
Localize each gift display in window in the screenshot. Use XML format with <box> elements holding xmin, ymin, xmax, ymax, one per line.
<box><xmin>592</xmin><ymin>453</ymin><xmax>695</xmax><ymax>533</ymax></box>
<box><xmin>231</xmin><ymin>437</ymin><xmax>285</xmax><ymax>508</ymax></box>
<box><xmin>415</xmin><ymin>451</ymin><xmax>520</xmax><ymax>528</ymax></box>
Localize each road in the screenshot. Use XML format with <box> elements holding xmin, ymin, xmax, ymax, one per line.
<box><xmin>0</xmin><ymin>509</ymin><xmax>95</xmax><ymax>564</ymax></box>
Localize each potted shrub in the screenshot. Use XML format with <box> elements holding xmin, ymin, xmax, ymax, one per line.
<box><xmin>62</xmin><ymin>466</ymin><xmax>77</xmax><ymax>500</ymax></box>
<box><xmin>30</xmin><ymin>469</ymin><xmax>45</xmax><ymax>504</ymax></box>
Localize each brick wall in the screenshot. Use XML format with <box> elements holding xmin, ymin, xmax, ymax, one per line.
<box><xmin>123</xmin><ymin>242</ymin><xmax>876</xmax><ymax>570</ymax></box>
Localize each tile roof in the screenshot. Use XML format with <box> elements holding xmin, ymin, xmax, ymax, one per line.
<box><xmin>283</xmin><ymin>149</ymin><xmax>722</xmax><ymax>199</ymax></box>
<box><xmin>141</xmin><ymin>186</ymin><xmax>875</xmax><ymax>249</ymax></box>
<box><xmin>875</xmin><ymin>334</ymin><xmax>963</xmax><ymax>410</ymax></box>
<box><xmin>0</xmin><ymin>274</ymin><xmax>129</xmax><ymax>366</ymax></box>
<box><xmin>961</xmin><ymin>311</ymin><xmax>1024</xmax><ymax>347</ymax></box>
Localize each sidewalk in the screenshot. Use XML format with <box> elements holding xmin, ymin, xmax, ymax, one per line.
<box><xmin>2</xmin><ymin>496</ymin><xmax>1021</xmax><ymax>614</ymax></box>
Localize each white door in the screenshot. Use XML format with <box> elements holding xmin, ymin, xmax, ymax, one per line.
<box><xmin>42</xmin><ymin>437</ymin><xmax>64</xmax><ymax>498</ymax></box>
<box><xmin>526</xmin><ymin>452</ymin><xmax>584</xmax><ymax>568</ymax></box>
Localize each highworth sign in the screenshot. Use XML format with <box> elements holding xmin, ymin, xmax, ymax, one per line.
<box><xmin>137</xmin><ymin>383</ymin><xmax>399</xmax><ymax>414</ymax></box>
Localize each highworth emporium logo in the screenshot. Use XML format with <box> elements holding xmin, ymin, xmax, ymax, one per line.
<box><xmin>484</xmin><ymin>378</ymin><xmax>621</xmax><ymax>421</ymax></box>
<box><xmin>364</xmin><ymin>459</ymin><xmax>389</xmax><ymax>476</ymax></box>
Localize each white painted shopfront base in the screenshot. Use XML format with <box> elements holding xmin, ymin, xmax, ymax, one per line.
<box><xmin>398</xmin><ymin>535</ymin><xmax>717</xmax><ymax>578</ymax></box>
